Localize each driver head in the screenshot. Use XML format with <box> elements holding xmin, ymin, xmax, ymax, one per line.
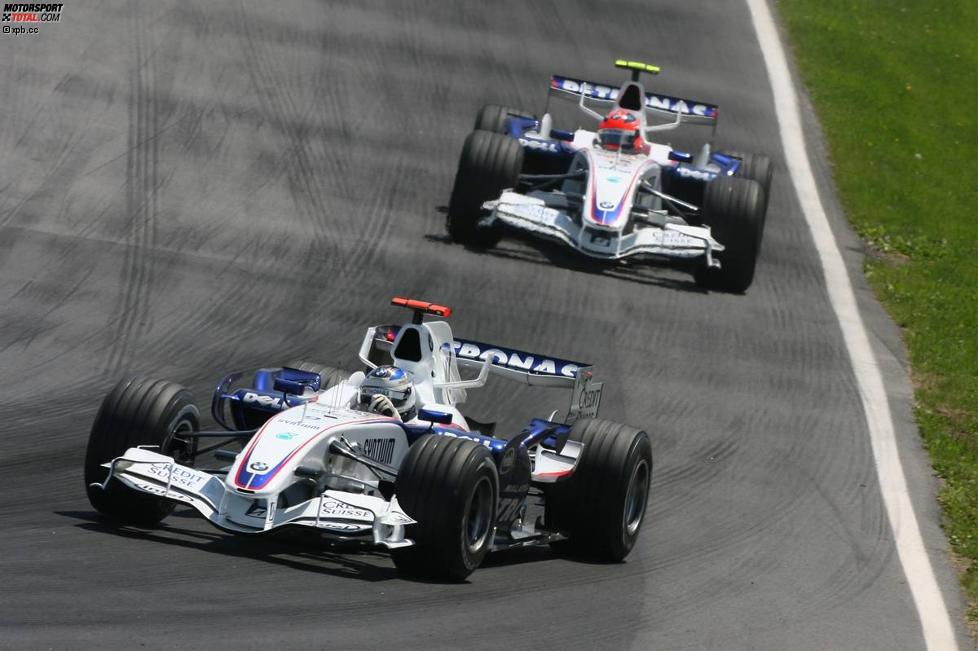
<box><xmin>597</xmin><ymin>109</ymin><xmax>645</xmax><ymax>153</ymax></box>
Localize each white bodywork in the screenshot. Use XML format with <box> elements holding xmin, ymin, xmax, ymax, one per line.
<box><xmin>97</xmin><ymin>316</ymin><xmax>587</xmax><ymax>548</ymax></box>
<box><xmin>486</xmin><ymin>77</ymin><xmax>724</xmax><ymax>266</ymax></box>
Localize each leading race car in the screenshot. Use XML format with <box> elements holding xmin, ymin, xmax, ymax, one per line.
<box><xmin>85</xmin><ymin>297</ymin><xmax>653</xmax><ymax>580</ymax></box>
<box><xmin>447</xmin><ymin>60</ymin><xmax>774</xmax><ymax>293</ymax></box>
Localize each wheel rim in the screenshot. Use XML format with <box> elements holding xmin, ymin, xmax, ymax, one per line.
<box><xmin>464</xmin><ymin>476</ymin><xmax>494</xmax><ymax>554</ymax></box>
<box><xmin>623</xmin><ymin>459</ymin><xmax>650</xmax><ymax>537</ymax></box>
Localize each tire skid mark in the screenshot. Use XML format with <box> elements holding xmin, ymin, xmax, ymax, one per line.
<box><xmin>235</xmin><ymin>3</ymin><xmax>338</xmax><ymax>262</ymax></box>
<box><xmin>0</xmin><ymin>265</ymin><xmax>98</xmax><ymax>355</ymax></box>
<box><xmin>103</xmin><ymin>3</ymin><xmax>156</xmax><ymax>376</ymax></box>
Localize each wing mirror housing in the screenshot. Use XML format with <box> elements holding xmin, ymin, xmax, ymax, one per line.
<box><xmin>274</xmin><ymin>367</ymin><xmax>322</xmax><ymax>395</ymax></box>
<box><xmin>418</xmin><ymin>408</ymin><xmax>454</xmax><ymax>425</ymax></box>
<box><xmin>668</xmin><ymin>150</ymin><xmax>694</xmax><ymax>163</ymax></box>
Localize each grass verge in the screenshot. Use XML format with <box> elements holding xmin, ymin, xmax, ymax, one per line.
<box><xmin>776</xmin><ymin>0</ymin><xmax>978</xmax><ymax>617</ymax></box>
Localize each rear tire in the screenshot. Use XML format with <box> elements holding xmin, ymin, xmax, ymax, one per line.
<box><xmin>392</xmin><ymin>435</ymin><xmax>499</xmax><ymax>581</ymax></box>
<box><xmin>548</xmin><ymin>418</ymin><xmax>652</xmax><ymax>562</ymax></box>
<box><xmin>447</xmin><ymin>130</ymin><xmax>523</xmax><ymax>247</ymax></box>
<box><xmin>474</xmin><ymin>104</ymin><xmax>535</xmax><ymax>135</ymax></box>
<box><xmin>730</xmin><ymin>151</ymin><xmax>773</xmax><ymax>196</ymax></box>
<box><xmin>285</xmin><ymin>361</ymin><xmax>351</xmax><ymax>391</ymax></box>
<box><xmin>694</xmin><ymin>177</ymin><xmax>766</xmax><ymax>293</ymax></box>
<box><xmin>729</xmin><ymin>151</ymin><xmax>773</xmax><ymax>215</ymax></box>
<box><xmin>84</xmin><ymin>377</ymin><xmax>199</xmax><ymax>526</ymax></box>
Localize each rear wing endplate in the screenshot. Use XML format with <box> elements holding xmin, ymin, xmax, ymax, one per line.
<box><xmin>549</xmin><ymin>74</ymin><xmax>718</xmax><ymax>125</ymax></box>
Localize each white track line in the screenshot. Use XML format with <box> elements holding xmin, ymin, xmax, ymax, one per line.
<box><xmin>744</xmin><ymin>0</ymin><xmax>959</xmax><ymax>648</ymax></box>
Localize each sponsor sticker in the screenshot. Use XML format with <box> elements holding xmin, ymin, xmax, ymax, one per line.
<box><xmin>320</xmin><ymin>498</ymin><xmax>373</xmax><ymax>521</ymax></box>
<box><xmin>450</xmin><ymin>339</ymin><xmax>583</xmax><ymax>378</ymax></box>
<box><xmin>501</xmin><ymin>203</ymin><xmax>559</xmax><ymax>226</ymax></box>
<box><xmin>551</xmin><ymin>75</ymin><xmax>718</xmax><ymax>119</ymax></box>
<box><xmin>518</xmin><ymin>137</ymin><xmax>560</xmax><ymax>153</ymax></box>
<box><xmin>242</xmin><ymin>391</ymin><xmax>285</xmax><ymax>410</ymax></box>
<box><xmin>661</xmin><ymin>230</ymin><xmax>703</xmax><ymax>247</ymax></box>
<box><xmin>141</xmin><ymin>462</ymin><xmax>209</xmax><ymax>491</ymax></box>
<box><xmin>568</xmin><ymin>370</ymin><xmax>603</xmax><ymax>423</ymax></box>
<box><xmin>360</xmin><ymin>437</ymin><xmax>396</xmax><ymax>464</ymax></box>
<box><xmin>675</xmin><ymin>166</ymin><xmax>716</xmax><ymax>182</ymax></box>
<box><xmin>318</xmin><ymin>521</ymin><xmax>366</xmax><ymax>532</ymax></box>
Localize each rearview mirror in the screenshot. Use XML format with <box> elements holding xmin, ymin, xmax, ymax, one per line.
<box><xmin>668</xmin><ymin>150</ymin><xmax>693</xmax><ymax>163</ymax></box>
<box><xmin>275</xmin><ymin>367</ymin><xmax>322</xmax><ymax>394</ymax></box>
<box><xmin>418</xmin><ymin>408</ymin><xmax>453</xmax><ymax>425</ymax></box>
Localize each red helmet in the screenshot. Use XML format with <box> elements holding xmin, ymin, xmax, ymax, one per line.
<box><xmin>597</xmin><ymin>109</ymin><xmax>644</xmax><ymax>153</ymax></box>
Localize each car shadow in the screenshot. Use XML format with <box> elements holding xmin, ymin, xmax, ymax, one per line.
<box><xmin>57</xmin><ymin>509</ymin><xmax>401</xmax><ymax>582</ymax></box>
<box><xmin>424</xmin><ymin>229</ymin><xmax>709</xmax><ymax>294</ymax></box>
<box><xmin>55</xmin><ymin>509</ymin><xmax>579</xmax><ymax>584</ymax></box>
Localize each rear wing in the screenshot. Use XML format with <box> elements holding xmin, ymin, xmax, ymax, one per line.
<box><xmin>549</xmin><ymin>74</ymin><xmax>718</xmax><ymax>126</ymax></box>
<box><xmin>449</xmin><ymin>337</ymin><xmax>587</xmax><ymax>388</ymax></box>
<box><xmin>362</xmin><ymin>326</ymin><xmax>602</xmax><ymax>419</ymax></box>
<box><xmin>449</xmin><ymin>338</ymin><xmax>603</xmax><ymax>421</ymax></box>
<box><xmin>364</xmin><ymin>326</ymin><xmax>589</xmax><ymax>388</ymax></box>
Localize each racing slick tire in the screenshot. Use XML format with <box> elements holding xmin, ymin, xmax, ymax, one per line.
<box><xmin>474</xmin><ymin>104</ymin><xmax>535</xmax><ymax>135</ymax></box>
<box><xmin>285</xmin><ymin>361</ymin><xmax>351</xmax><ymax>391</ymax></box>
<box><xmin>548</xmin><ymin>418</ymin><xmax>652</xmax><ymax>562</ymax></box>
<box><xmin>730</xmin><ymin>150</ymin><xmax>774</xmax><ymax>198</ymax></box>
<box><xmin>392</xmin><ymin>435</ymin><xmax>499</xmax><ymax>581</ymax></box>
<box><xmin>447</xmin><ymin>130</ymin><xmax>523</xmax><ymax>247</ymax></box>
<box><xmin>84</xmin><ymin>377</ymin><xmax>200</xmax><ymax>526</ymax></box>
<box><xmin>693</xmin><ymin>176</ymin><xmax>767</xmax><ymax>293</ymax></box>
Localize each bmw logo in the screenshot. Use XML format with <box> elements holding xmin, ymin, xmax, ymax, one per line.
<box><xmin>598</xmin><ymin>201</ymin><xmax>615</xmax><ymax>210</ymax></box>
<box><xmin>249</xmin><ymin>461</ymin><xmax>269</xmax><ymax>472</ymax></box>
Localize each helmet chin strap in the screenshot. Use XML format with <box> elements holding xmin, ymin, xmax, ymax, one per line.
<box><xmin>368</xmin><ymin>394</ymin><xmax>402</xmax><ymax>421</ymax></box>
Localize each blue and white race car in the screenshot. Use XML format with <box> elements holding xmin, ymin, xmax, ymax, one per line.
<box><xmin>447</xmin><ymin>60</ymin><xmax>773</xmax><ymax>293</ymax></box>
<box><xmin>85</xmin><ymin>298</ymin><xmax>653</xmax><ymax>580</ymax></box>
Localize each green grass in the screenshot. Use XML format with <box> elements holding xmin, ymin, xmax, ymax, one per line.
<box><xmin>776</xmin><ymin>0</ymin><xmax>978</xmax><ymax>614</ymax></box>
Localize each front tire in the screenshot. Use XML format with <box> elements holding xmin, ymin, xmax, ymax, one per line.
<box><xmin>474</xmin><ymin>104</ymin><xmax>535</xmax><ymax>135</ymax></box>
<box><xmin>694</xmin><ymin>177</ymin><xmax>767</xmax><ymax>293</ymax></box>
<box><xmin>548</xmin><ymin>418</ymin><xmax>652</xmax><ymax>561</ymax></box>
<box><xmin>84</xmin><ymin>377</ymin><xmax>199</xmax><ymax>526</ymax></box>
<box><xmin>392</xmin><ymin>435</ymin><xmax>499</xmax><ymax>581</ymax></box>
<box><xmin>447</xmin><ymin>130</ymin><xmax>523</xmax><ymax>247</ymax></box>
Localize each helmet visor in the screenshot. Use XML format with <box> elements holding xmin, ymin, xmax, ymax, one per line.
<box><xmin>359</xmin><ymin>385</ymin><xmax>412</xmax><ymax>405</ymax></box>
<box><xmin>597</xmin><ymin>128</ymin><xmax>639</xmax><ymax>151</ymax></box>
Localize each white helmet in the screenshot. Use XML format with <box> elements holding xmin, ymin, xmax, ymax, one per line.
<box><xmin>358</xmin><ymin>365</ymin><xmax>417</xmax><ymax>421</ymax></box>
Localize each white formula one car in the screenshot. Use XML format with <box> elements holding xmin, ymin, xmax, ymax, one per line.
<box><xmin>447</xmin><ymin>60</ymin><xmax>773</xmax><ymax>293</ymax></box>
<box><xmin>85</xmin><ymin>298</ymin><xmax>652</xmax><ymax>580</ymax></box>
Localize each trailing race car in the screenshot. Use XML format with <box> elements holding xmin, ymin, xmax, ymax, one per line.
<box><xmin>447</xmin><ymin>60</ymin><xmax>774</xmax><ymax>293</ymax></box>
<box><xmin>85</xmin><ymin>297</ymin><xmax>653</xmax><ymax>580</ymax></box>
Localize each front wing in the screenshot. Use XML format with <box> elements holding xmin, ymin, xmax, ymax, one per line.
<box><xmin>95</xmin><ymin>447</ymin><xmax>415</xmax><ymax>547</ymax></box>
<box><xmin>484</xmin><ymin>191</ymin><xmax>722</xmax><ymax>264</ymax></box>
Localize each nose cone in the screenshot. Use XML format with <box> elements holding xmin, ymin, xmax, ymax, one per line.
<box><xmin>227</xmin><ymin>413</ymin><xmax>322</xmax><ymax>493</ymax></box>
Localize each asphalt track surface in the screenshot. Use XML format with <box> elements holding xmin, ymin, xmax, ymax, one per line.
<box><xmin>0</xmin><ymin>1</ymin><xmax>970</xmax><ymax>649</ymax></box>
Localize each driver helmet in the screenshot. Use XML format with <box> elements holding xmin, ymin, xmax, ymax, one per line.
<box><xmin>597</xmin><ymin>109</ymin><xmax>645</xmax><ymax>153</ymax></box>
<box><xmin>358</xmin><ymin>365</ymin><xmax>417</xmax><ymax>421</ymax></box>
